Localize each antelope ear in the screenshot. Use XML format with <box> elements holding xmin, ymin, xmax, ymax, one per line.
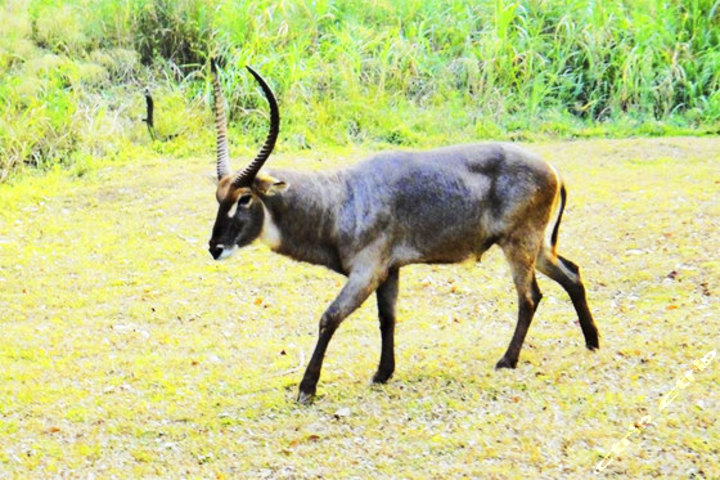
<box><xmin>253</xmin><ymin>173</ymin><xmax>288</xmax><ymax>196</ymax></box>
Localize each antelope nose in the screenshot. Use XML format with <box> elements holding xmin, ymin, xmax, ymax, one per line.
<box><xmin>209</xmin><ymin>244</ymin><xmax>224</xmax><ymax>260</ymax></box>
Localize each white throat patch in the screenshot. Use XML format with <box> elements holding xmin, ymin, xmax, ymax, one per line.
<box><xmin>259</xmin><ymin>205</ymin><xmax>282</xmax><ymax>250</ymax></box>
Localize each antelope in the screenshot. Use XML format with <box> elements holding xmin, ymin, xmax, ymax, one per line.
<box><xmin>207</xmin><ymin>60</ymin><xmax>599</xmax><ymax>404</ymax></box>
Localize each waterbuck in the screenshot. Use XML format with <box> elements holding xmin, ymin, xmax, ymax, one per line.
<box><xmin>207</xmin><ymin>61</ymin><xmax>599</xmax><ymax>403</ymax></box>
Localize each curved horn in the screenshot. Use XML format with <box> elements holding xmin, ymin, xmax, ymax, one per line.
<box><xmin>210</xmin><ymin>59</ymin><xmax>231</xmax><ymax>179</ymax></box>
<box><xmin>232</xmin><ymin>66</ymin><xmax>280</xmax><ymax>187</ymax></box>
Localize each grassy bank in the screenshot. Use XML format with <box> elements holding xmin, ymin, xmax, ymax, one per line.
<box><xmin>1</xmin><ymin>0</ymin><xmax>720</xmax><ymax>181</ymax></box>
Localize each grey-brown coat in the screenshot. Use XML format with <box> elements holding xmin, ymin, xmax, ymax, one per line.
<box><xmin>207</xmin><ymin>62</ymin><xmax>599</xmax><ymax>403</ymax></box>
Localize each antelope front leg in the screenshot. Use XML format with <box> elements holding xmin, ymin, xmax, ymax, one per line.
<box><xmin>373</xmin><ymin>267</ymin><xmax>399</xmax><ymax>384</ymax></box>
<box><xmin>297</xmin><ymin>268</ymin><xmax>384</xmax><ymax>404</ymax></box>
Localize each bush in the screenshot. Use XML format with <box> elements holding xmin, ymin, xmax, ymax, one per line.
<box><xmin>1</xmin><ymin>0</ymin><xmax>719</xmax><ymax>181</ymax></box>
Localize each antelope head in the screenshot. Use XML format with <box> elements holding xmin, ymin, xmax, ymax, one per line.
<box><xmin>208</xmin><ymin>60</ymin><xmax>287</xmax><ymax>260</ymax></box>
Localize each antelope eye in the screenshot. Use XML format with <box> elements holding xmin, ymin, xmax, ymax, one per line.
<box><xmin>226</xmin><ymin>194</ymin><xmax>253</xmax><ymax>218</ymax></box>
<box><xmin>238</xmin><ymin>194</ymin><xmax>253</xmax><ymax>207</ymax></box>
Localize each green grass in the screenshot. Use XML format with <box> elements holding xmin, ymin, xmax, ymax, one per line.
<box><xmin>0</xmin><ymin>137</ymin><xmax>718</xmax><ymax>477</ymax></box>
<box><xmin>2</xmin><ymin>0</ymin><xmax>720</xmax><ymax>181</ymax></box>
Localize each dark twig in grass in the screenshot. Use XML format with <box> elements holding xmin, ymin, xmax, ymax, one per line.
<box><xmin>142</xmin><ymin>87</ymin><xmax>156</xmax><ymax>141</ymax></box>
<box><xmin>142</xmin><ymin>87</ymin><xmax>183</xmax><ymax>142</ymax></box>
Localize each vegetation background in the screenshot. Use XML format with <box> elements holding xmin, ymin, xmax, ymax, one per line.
<box><xmin>1</xmin><ymin>0</ymin><xmax>718</xmax><ymax>478</ymax></box>
<box><xmin>1</xmin><ymin>0</ymin><xmax>720</xmax><ymax>181</ymax></box>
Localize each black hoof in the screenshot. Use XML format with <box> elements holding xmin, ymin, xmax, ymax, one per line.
<box><xmin>297</xmin><ymin>390</ymin><xmax>315</xmax><ymax>405</ymax></box>
<box><xmin>372</xmin><ymin>369</ymin><xmax>394</xmax><ymax>384</ymax></box>
<box><xmin>495</xmin><ymin>357</ymin><xmax>517</xmax><ymax>369</ymax></box>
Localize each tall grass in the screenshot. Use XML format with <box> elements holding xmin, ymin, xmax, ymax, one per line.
<box><xmin>1</xmin><ymin>0</ymin><xmax>719</xmax><ymax>181</ymax></box>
